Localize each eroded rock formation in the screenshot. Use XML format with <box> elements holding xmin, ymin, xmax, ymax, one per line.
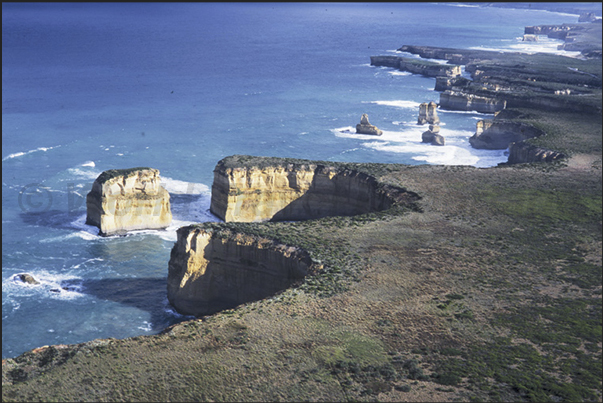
<box><xmin>507</xmin><ymin>142</ymin><xmax>567</xmax><ymax>164</ymax></box>
<box><xmin>469</xmin><ymin>120</ymin><xmax>545</xmax><ymax>150</ymax></box>
<box><xmin>417</xmin><ymin>102</ymin><xmax>440</xmax><ymax>125</ymax></box>
<box><xmin>210</xmin><ymin>156</ymin><xmax>420</xmax><ymax>222</ymax></box>
<box><xmin>440</xmin><ymin>90</ymin><xmax>507</xmax><ymax>113</ymax></box>
<box><xmin>356</xmin><ymin>114</ymin><xmax>383</xmax><ymax>135</ymax></box>
<box><xmin>86</xmin><ymin>168</ymin><xmax>172</xmax><ymax>236</ymax></box>
<box><xmin>167</xmin><ymin>226</ymin><xmax>318</xmax><ymax>316</ymax></box>
<box><xmin>15</xmin><ymin>273</ymin><xmax>39</xmax><ymax>285</ymax></box>
<box><xmin>421</xmin><ymin>124</ymin><xmax>445</xmax><ymax>146</ymax></box>
<box><xmin>370</xmin><ymin>56</ymin><xmax>461</xmax><ymax>78</ymax></box>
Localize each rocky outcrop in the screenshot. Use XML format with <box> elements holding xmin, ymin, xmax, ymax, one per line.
<box><xmin>469</xmin><ymin>120</ymin><xmax>545</xmax><ymax>150</ymax></box>
<box><xmin>421</xmin><ymin>125</ymin><xmax>445</xmax><ymax>146</ymax></box>
<box><xmin>210</xmin><ymin>156</ymin><xmax>420</xmax><ymax>223</ymax></box>
<box><xmin>370</xmin><ymin>56</ymin><xmax>461</xmax><ymax>78</ymax></box>
<box><xmin>507</xmin><ymin>142</ymin><xmax>567</xmax><ymax>164</ymax></box>
<box><xmin>578</xmin><ymin>13</ymin><xmax>597</xmax><ymax>23</ymax></box>
<box><xmin>15</xmin><ymin>273</ymin><xmax>39</xmax><ymax>285</ymax></box>
<box><xmin>522</xmin><ymin>34</ymin><xmax>539</xmax><ymax>42</ymax></box>
<box><xmin>525</xmin><ymin>23</ymin><xmax>603</xmax><ymax>57</ymax></box>
<box><xmin>434</xmin><ymin>76</ymin><xmax>472</xmax><ymax>91</ymax></box>
<box><xmin>525</xmin><ymin>24</ymin><xmax>572</xmax><ymax>37</ymax></box>
<box><xmin>417</xmin><ymin>102</ymin><xmax>440</xmax><ymax>125</ymax></box>
<box><xmin>167</xmin><ymin>226</ymin><xmax>318</xmax><ymax>316</ymax></box>
<box><xmin>439</xmin><ymin>90</ymin><xmax>507</xmax><ymax>113</ymax></box>
<box><xmin>356</xmin><ymin>114</ymin><xmax>382</xmax><ymax>135</ymax></box>
<box><xmin>397</xmin><ymin>45</ymin><xmax>501</xmax><ymax>65</ymax></box>
<box><xmin>86</xmin><ymin>168</ymin><xmax>172</xmax><ymax>236</ymax></box>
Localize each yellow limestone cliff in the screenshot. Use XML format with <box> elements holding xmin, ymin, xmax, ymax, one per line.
<box><xmin>86</xmin><ymin>168</ymin><xmax>172</xmax><ymax>236</ymax></box>
<box><xmin>210</xmin><ymin>156</ymin><xmax>416</xmax><ymax>222</ymax></box>
<box><xmin>167</xmin><ymin>226</ymin><xmax>317</xmax><ymax>316</ymax></box>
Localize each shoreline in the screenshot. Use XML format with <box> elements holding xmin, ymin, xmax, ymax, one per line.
<box><xmin>3</xmin><ymin>9</ymin><xmax>601</xmax><ymax>401</ymax></box>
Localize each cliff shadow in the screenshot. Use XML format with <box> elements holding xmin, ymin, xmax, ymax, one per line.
<box><xmin>61</xmin><ymin>277</ymin><xmax>190</xmax><ymax>331</ymax></box>
<box><xmin>168</xmin><ymin>233</ymin><xmax>310</xmax><ymax>317</ymax></box>
<box><xmin>269</xmin><ymin>171</ymin><xmax>417</xmax><ymax>222</ymax></box>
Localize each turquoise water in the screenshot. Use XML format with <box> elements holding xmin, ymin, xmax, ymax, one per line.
<box><xmin>2</xmin><ymin>2</ymin><xmax>584</xmax><ymax>358</ymax></box>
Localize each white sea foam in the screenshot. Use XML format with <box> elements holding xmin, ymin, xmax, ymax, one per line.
<box><xmin>161</xmin><ymin>177</ymin><xmax>210</xmax><ymax>195</ymax></box>
<box><xmin>71</xmin><ymin>258</ymin><xmax>104</xmax><ymax>269</ymax></box>
<box><xmin>67</xmin><ymin>167</ymin><xmax>102</xmax><ymax>181</ymax></box>
<box><xmin>332</xmin><ymin>126</ymin><xmax>507</xmax><ymax>167</ymax></box>
<box><xmin>137</xmin><ymin>321</ymin><xmax>153</xmax><ymax>332</ymax></box>
<box><xmin>81</xmin><ymin>161</ymin><xmax>95</xmax><ymax>167</ymax></box>
<box><xmin>2</xmin><ymin>145</ymin><xmax>61</xmax><ymax>162</ymax></box>
<box><xmin>469</xmin><ymin>37</ymin><xmax>583</xmax><ymax>58</ymax></box>
<box><xmin>388</xmin><ymin>70</ymin><xmax>412</xmax><ymax>77</ymax></box>
<box><xmin>3</xmin><ymin>270</ymin><xmax>85</xmax><ymax>301</ymax></box>
<box><xmin>370</xmin><ymin>100</ymin><xmax>422</xmax><ymax>109</ymax></box>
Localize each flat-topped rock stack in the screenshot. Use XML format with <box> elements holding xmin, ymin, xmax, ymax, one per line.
<box><xmin>86</xmin><ymin>168</ymin><xmax>172</xmax><ymax>236</ymax></box>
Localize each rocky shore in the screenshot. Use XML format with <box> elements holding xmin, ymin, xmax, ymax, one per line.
<box><xmin>3</xmin><ymin>16</ymin><xmax>601</xmax><ymax>403</ymax></box>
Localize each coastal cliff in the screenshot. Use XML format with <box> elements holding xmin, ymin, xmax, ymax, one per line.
<box><xmin>86</xmin><ymin>168</ymin><xmax>172</xmax><ymax>236</ymax></box>
<box><xmin>469</xmin><ymin>120</ymin><xmax>545</xmax><ymax>150</ymax></box>
<box><xmin>210</xmin><ymin>156</ymin><xmax>419</xmax><ymax>222</ymax></box>
<box><xmin>507</xmin><ymin>142</ymin><xmax>567</xmax><ymax>164</ymax></box>
<box><xmin>370</xmin><ymin>55</ymin><xmax>461</xmax><ymax>78</ymax></box>
<box><xmin>439</xmin><ymin>90</ymin><xmax>507</xmax><ymax>113</ymax></box>
<box><xmin>167</xmin><ymin>225</ymin><xmax>317</xmax><ymax>316</ymax></box>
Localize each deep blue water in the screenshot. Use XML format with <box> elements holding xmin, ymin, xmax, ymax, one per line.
<box><xmin>2</xmin><ymin>2</ymin><xmax>586</xmax><ymax>358</ymax></box>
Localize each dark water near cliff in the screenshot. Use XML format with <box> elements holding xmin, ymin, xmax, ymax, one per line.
<box><xmin>2</xmin><ymin>2</ymin><xmax>585</xmax><ymax>358</ymax></box>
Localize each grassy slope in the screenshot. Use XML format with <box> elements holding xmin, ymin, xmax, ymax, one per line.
<box><xmin>3</xmin><ymin>144</ymin><xmax>601</xmax><ymax>402</ymax></box>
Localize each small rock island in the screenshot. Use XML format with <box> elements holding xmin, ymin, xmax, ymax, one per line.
<box><xmin>356</xmin><ymin>113</ymin><xmax>383</xmax><ymax>135</ymax></box>
<box><xmin>86</xmin><ymin>167</ymin><xmax>172</xmax><ymax>236</ymax></box>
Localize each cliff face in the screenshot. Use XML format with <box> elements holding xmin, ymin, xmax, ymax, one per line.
<box><xmin>370</xmin><ymin>56</ymin><xmax>461</xmax><ymax>78</ymax></box>
<box><xmin>469</xmin><ymin>120</ymin><xmax>545</xmax><ymax>150</ymax></box>
<box><xmin>439</xmin><ymin>90</ymin><xmax>507</xmax><ymax>113</ymax></box>
<box><xmin>507</xmin><ymin>142</ymin><xmax>567</xmax><ymax>164</ymax></box>
<box><xmin>167</xmin><ymin>226</ymin><xmax>316</xmax><ymax>316</ymax></box>
<box><xmin>210</xmin><ymin>157</ymin><xmax>418</xmax><ymax>222</ymax></box>
<box><xmin>86</xmin><ymin>168</ymin><xmax>172</xmax><ymax>236</ymax></box>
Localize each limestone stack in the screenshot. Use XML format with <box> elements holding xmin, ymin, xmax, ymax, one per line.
<box><xmin>167</xmin><ymin>226</ymin><xmax>317</xmax><ymax>316</ymax></box>
<box><xmin>417</xmin><ymin>102</ymin><xmax>440</xmax><ymax>125</ymax></box>
<box><xmin>421</xmin><ymin>124</ymin><xmax>445</xmax><ymax>146</ymax></box>
<box><xmin>86</xmin><ymin>168</ymin><xmax>172</xmax><ymax>236</ymax></box>
<box><xmin>356</xmin><ymin>114</ymin><xmax>383</xmax><ymax>135</ymax></box>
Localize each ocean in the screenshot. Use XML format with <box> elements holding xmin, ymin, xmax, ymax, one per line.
<box><xmin>2</xmin><ymin>2</ymin><xmax>587</xmax><ymax>359</ymax></box>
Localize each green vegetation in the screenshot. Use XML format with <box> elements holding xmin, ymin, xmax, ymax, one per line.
<box><xmin>95</xmin><ymin>167</ymin><xmax>154</xmax><ymax>184</ymax></box>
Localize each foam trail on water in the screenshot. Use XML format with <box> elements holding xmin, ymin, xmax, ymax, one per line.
<box><xmin>2</xmin><ymin>145</ymin><xmax>61</xmax><ymax>162</ymax></box>
<box><xmin>370</xmin><ymin>100</ymin><xmax>422</xmax><ymax>109</ymax></box>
